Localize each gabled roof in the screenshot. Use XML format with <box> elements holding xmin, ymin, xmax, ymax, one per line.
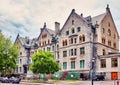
<box><xmin>37</xmin><ymin>23</ymin><xmax>55</xmax><ymax>40</ymax></box>
<box><xmin>60</xmin><ymin>9</ymin><xmax>89</xmax><ymax>34</ymax></box>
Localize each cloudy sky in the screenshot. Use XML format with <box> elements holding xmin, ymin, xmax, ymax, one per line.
<box><xmin>0</xmin><ymin>0</ymin><xmax>120</xmax><ymax>42</ymax></box>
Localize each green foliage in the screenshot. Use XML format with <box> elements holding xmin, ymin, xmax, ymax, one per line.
<box><xmin>30</xmin><ymin>50</ymin><xmax>61</xmax><ymax>74</ymax></box>
<box><xmin>0</xmin><ymin>31</ymin><xmax>19</xmax><ymax>73</ymax></box>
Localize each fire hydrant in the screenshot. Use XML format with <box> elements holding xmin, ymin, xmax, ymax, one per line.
<box><xmin>117</xmin><ymin>80</ymin><xmax>119</xmax><ymax>85</ymax></box>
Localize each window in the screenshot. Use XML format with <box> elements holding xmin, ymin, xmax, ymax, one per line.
<box><xmin>42</xmin><ymin>34</ymin><xmax>47</xmax><ymax>38</ymax></box>
<box><xmin>72</xmin><ymin>28</ymin><xmax>75</xmax><ymax>34</ymax></box>
<box><xmin>102</xmin><ymin>38</ymin><xmax>106</xmax><ymax>44</ymax></box>
<box><xmin>20</xmin><ymin>59</ymin><xmax>22</xmax><ymax>64</ymax></box>
<box><xmin>71</xmin><ymin>49</ymin><xmax>74</xmax><ymax>56</ymax></box>
<box><xmin>72</xmin><ymin>20</ymin><xmax>74</xmax><ymax>25</ymax></box>
<box><xmin>108</xmin><ymin>41</ymin><xmax>111</xmax><ymax>46</ymax></box>
<box><xmin>102</xmin><ymin>28</ymin><xmax>105</xmax><ymax>33</ymax></box>
<box><xmin>71</xmin><ymin>61</ymin><xmax>75</xmax><ymax>69</ymax></box>
<box><xmin>65</xmin><ymin>40</ymin><xmax>67</xmax><ymax>46</ymax></box>
<box><xmin>57</xmin><ymin>52</ymin><xmax>59</xmax><ymax>59</ymax></box>
<box><xmin>47</xmin><ymin>47</ymin><xmax>50</xmax><ymax>51</ymax></box>
<box><xmin>79</xmin><ymin>35</ymin><xmax>85</xmax><ymax>43</ymax></box>
<box><xmin>57</xmin><ymin>44</ymin><xmax>59</xmax><ymax>50</ymax></box>
<box><xmin>74</xmin><ymin>38</ymin><xmax>77</xmax><ymax>44</ymax></box>
<box><xmin>63</xmin><ymin>40</ymin><xmax>65</xmax><ymax>46</ymax></box>
<box><xmin>63</xmin><ymin>62</ymin><xmax>67</xmax><ymax>70</ymax></box>
<box><xmin>102</xmin><ymin>49</ymin><xmax>106</xmax><ymax>55</ymax></box>
<box><xmin>74</xmin><ymin>48</ymin><xmax>77</xmax><ymax>55</ymax></box>
<box><xmin>113</xmin><ymin>43</ymin><xmax>116</xmax><ymax>48</ymax></box>
<box><xmin>100</xmin><ymin>59</ymin><xmax>106</xmax><ymax>68</ymax></box>
<box><xmin>39</xmin><ymin>41</ymin><xmax>41</xmax><ymax>46</ymax></box>
<box><xmin>80</xmin><ymin>60</ymin><xmax>85</xmax><ymax>68</ymax></box>
<box><xmin>77</xmin><ymin>27</ymin><xmax>81</xmax><ymax>32</ymax></box>
<box><xmin>111</xmin><ymin>58</ymin><xmax>118</xmax><ymax>67</ymax></box>
<box><xmin>63</xmin><ymin>50</ymin><xmax>67</xmax><ymax>57</ymax></box>
<box><xmin>80</xmin><ymin>47</ymin><xmax>85</xmax><ymax>55</ymax></box>
<box><xmin>66</xmin><ymin>31</ymin><xmax>69</xmax><ymax>35</ymax></box>
<box><xmin>63</xmin><ymin>40</ymin><xmax>67</xmax><ymax>46</ymax></box>
<box><xmin>108</xmin><ymin>29</ymin><xmax>111</xmax><ymax>36</ymax></box>
<box><xmin>83</xmin><ymin>35</ymin><xmax>85</xmax><ymax>42</ymax></box>
<box><xmin>43</xmin><ymin>48</ymin><xmax>45</xmax><ymax>51</ymax></box>
<box><xmin>52</xmin><ymin>46</ymin><xmax>54</xmax><ymax>51</ymax></box>
<box><xmin>70</xmin><ymin>37</ymin><xmax>73</xmax><ymax>44</ymax></box>
<box><xmin>20</xmin><ymin>67</ymin><xmax>22</xmax><ymax>72</ymax></box>
<box><xmin>20</xmin><ymin>52</ymin><xmax>22</xmax><ymax>55</ymax></box>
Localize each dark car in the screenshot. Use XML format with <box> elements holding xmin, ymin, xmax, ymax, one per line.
<box><xmin>0</xmin><ymin>77</ymin><xmax>3</xmax><ymax>82</ymax></box>
<box><xmin>93</xmin><ymin>75</ymin><xmax>105</xmax><ymax>81</ymax></box>
<box><xmin>8</xmin><ymin>77</ymin><xmax>21</xmax><ymax>84</ymax></box>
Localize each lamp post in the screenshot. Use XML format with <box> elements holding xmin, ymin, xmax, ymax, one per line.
<box><xmin>91</xmin><ymin>22</ymin><xmax>98</xmax><ymax>85</ymax></box>
<box><xmin>91</xmin><ymin>58</ymin><xmax>95</xmax><ymax>85</ymax></box>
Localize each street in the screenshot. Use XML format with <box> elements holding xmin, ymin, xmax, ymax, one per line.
<box><xmin>0</xmin><ymin>80</ymin><xmax>118</xmax><ymax>85</ymax></box>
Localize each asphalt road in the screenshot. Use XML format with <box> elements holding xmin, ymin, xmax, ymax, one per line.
<box><xmin>0</xmin><ymin>80</ymin><xmax>118</xmax><ymax>85</ymax></box>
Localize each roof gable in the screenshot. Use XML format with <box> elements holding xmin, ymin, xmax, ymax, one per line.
<box><xmin>60</xmin><ymin>9</ymin><xmax>88</xmax><ymax>34</ymax></box>
<box><xmin>37</xmin><ymin>23</ymin><xmax>55</xmax><ymax>40</ymax></box>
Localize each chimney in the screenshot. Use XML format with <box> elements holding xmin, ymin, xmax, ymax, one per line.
<box><xmin>55</xmin><ymin>22</ymin><xmax>60</xmax><ymax>34</ymax></box>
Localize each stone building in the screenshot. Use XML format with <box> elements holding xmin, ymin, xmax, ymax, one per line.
<box><xmin>14</xmin><ymin>34</ymin><xmax>38</xmax><ymax>75</ymax></box>
<box><xmin>15</xmin><ymin>5</ymin><xmax>119</xmax><ymax>80</ymax></box>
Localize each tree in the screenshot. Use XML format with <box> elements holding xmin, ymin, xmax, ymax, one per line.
<box><xmin>30</xmin><ymin>50</ymin><xmax>61</xmax><ymax>74</ymax></box>
<box><xmin>0</xmin><ymin>31</ymin><xmax>19</xmax><ymax>74</ymax></box>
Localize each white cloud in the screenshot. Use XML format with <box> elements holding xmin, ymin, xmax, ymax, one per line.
<box><xmin>0</xmin><ymin>0</ymin><xmax>119</xmax><ymax>43</ymax></box>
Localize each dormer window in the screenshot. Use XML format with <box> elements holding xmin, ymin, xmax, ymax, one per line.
<box><xmin>72</xmin><ymin>28</ymin><xmax>75</xmax><ymax>34</ymax></box>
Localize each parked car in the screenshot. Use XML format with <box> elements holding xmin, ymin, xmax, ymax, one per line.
<box><xmin>8</xmin><ymin>77</ymin><xmax>21</xmax><ymax>84</ymax></box>
<box><xmin>93</xmin><ymin>75</ymin><xmax>105</xmax><ymax>81</ymax></box>
<box><xmin>0</xmin><ymin>77</ymin><xmax>3</xmax><ymax>82</ymax></box>
<box><xmin>1</xmin><ymin>77</ymin><xmax>9</xmax><ymax>83</ymax></box>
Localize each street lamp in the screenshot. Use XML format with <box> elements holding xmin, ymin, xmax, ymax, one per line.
<box><xmin>91</xmin><ymin>58</ymin><xmax>95</xmax><ymax>85</ymax></box>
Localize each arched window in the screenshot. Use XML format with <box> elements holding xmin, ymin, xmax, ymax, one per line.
<box><xmin>65</xmin><ymin>39</ymin><xmax>67</xmax><ymax>46</ymax></box>
<box><xmin>71</xmin><ymin>37</ymin><xmax>73</xmax><ymax>44</ymax></box>
<box><xmin>103</xmin><ymin>49</ymin><xmax>106</xmax><ymax>55</ymax></box>
<box><xmin>79</xmin><ymin>36</ymin><xmax>82</xmax><ymax>42</ymax></box>
<box><xmin>108</xmin><ymin>29</ymin><xmax>111</xmax><ymax>36</ymax></box>
<box><xmin>62</xmin><ymin>40</ymin><xmax>64</xmax><ymax>46</ymax></box>
<box><xmin>83</xmin><ymin>35</ymin><xmax>85</xmax><ymax>42</ymax></box>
